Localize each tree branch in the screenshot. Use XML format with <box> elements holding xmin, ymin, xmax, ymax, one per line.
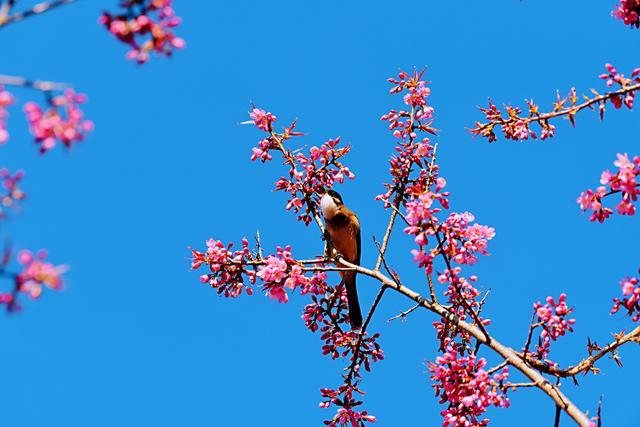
<box><xmin>0</xmin><ymin>0</ymin><xmax>77</xmax><ymax>28</ymax></box>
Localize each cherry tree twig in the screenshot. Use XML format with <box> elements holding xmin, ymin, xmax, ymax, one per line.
<box><xmin>0</xmin><ymin>0</ymin><xmax>77</xmax><ymax>28</ymax></box>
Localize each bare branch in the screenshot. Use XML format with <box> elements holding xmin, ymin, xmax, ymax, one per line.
<box><xmin>0</xmin><ymin>74</ymin><xmax>68</xmax><ymax>91</ymax></box>
<box><xmin>387</xmin><ymin>302</ymin><xmax>421</xmax><ymax>323</ymax></box>
<box><xmin>0</xmin><ymin>0</ymin><xmax>77</xmax><ymax>28</ymax></box>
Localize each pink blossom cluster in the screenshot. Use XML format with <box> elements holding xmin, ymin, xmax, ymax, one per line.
<box><xmin>428</xmin><ymin>343</ymin><xmax>510</xmax><ymax>427</ymax></box>
<box><xmin>577</xmin><ymin>153</ymin><xmax>639</xmax><ymax>222</ymax></box>
<box><xmin>613</xmin><ymin>0</ymin><xmax>640</xmax><ymax>27</ymax></box>
<box><xmin>611</xmin><ymin>275</ymin><xmax>640</xmax><ymax>321</ymax></box>
<box><xmin>0</xmin><ymin>249</ymin><xmax>66</xmax><ymax>312</ymax></box>
<box><xmin>438</xmin><ymin>269</ymin><xmax>490</xmax><ymax>325</ymax></box>
<box><xmin>377</xmin><ymin>70</ymin><xmax>438</xmax><ymax>207</ymax></box>
<box><xmin>245</xmin><ymin>108</ymin><xmax>355</xmax><ymax>225</ymax></box>
<box><xmin>529</xmin><ymin>294</ymin><xmax>576</xmax><ymax>360</ymax></box>
<box><xmin>0</xmin><ymin>168</ymin><xmax>26</xmax><ymax>219</ymax></box>
<box><xmin>320</xmin><ymin>385</ymin><xmax>377</xmax><ymax>427</ymax></box>
<box><xmin>599</xmin><ymin>63</ymin><xmax>639</xmax><ymax>109</ymax></box>
<box><xmin>405</xmin><ymin>199</ymin><xmax>494</xmax><ymax>275</ymax></box>
<box><xmin>100</xmin><ymin>0</ymin><xmax>185</xmax><ymax>64</ymax></box>
<box><xmin>191</xmin><ymin>237</ymin><xmax>383</xmax><ymax>425</ymax></box>
<box><xmin>257</xmin><ymin>246</ymin><xmax>327</xmax><ymax>303</ymax></box>
<box><xmin>23</xmin><ymin>90</ymin><xmax>94</xmax><ymax>154</ymax></box>
<box><xmin>0</xmin><ymin>85</ymin><xmax>14</xmax><ymax>145</ymax></box>
<box><xmin>191</xmin><ymin>238</ymin><xmax>255</xmax><ymax>298</ymax></box>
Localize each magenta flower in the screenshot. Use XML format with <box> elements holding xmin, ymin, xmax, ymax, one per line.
<box><xmin>578</xmin><ymin>153</ymin><xmax>639</xmax><ymax>222</ymax></box>
<box><xmin>23</xmin><ymin>89</ymin><xmax>94</xmax><ymax>154</ymax></box>
<box><xmin>429</xmin><ymin>343</ymin><xmax>510</xmax><ymax>427</ymax></box>
<box><xmin>613</xmin><ymin>0</ymin><xmax>640</xmax><ymax>27</ymax></box>
<box><xmin>611</xmin><ymin>275</ymin><xmax>640</xmax><ymax>321</ymax></box>
<box><xmin>529</xmin><ymin>294</ymin><xmax>576</xmax><ymax>360</ymax></box>
<box><xmin>100</xmin><ymin>0</ymin><xmax>185</xmax><ymax>64</ymax></box>
<box><xmin>0</xmin><ymin>168</ymin><xmax>26</xmax><ymax>220</ymax></box>
<box><xmin>16</xmin><ymin>250</ymin><xmax>67</xmax><ymax>300</ymax></box>
<box><xmin>0</xmin><ymin>85</ymin><xmax>14</xmax><ymax>145</ymax></box>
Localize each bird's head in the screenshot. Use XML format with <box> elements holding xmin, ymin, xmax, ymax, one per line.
<box><xmin>320</xmin><ymin>189</ymin><xmax>344</xmax><ymax>219</ymax></box>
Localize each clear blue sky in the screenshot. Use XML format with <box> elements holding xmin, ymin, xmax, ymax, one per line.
<box><xmin>1</xmin><ymin>1</ymin><xmax>638</xmax><ymax>426</ymax></box>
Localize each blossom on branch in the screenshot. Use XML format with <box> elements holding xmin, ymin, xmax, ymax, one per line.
<box><xmin>0</xmin><ymin>249</ymin><xmax>66</xmax><ymax>312</ymax></box>
<box><xmin>429</xmin><ymin>343</ymin><xmax>510</xmax><ymax>427</ymax></box>
<box><xmin>471</xmin><ymin>64</ymin><xmax>640</xmax><ymax>142</ymax></box>
<box><xmin>577</xmin><ymin>153</ymin><xmax>639</xmax><ymax>222</ymax></box>
<box><xmin>23</xmin><ymin>89</ymin><xmax>94</xmax><ymax>154</ymax></box>
<box><xmin>613</xmin><ymin>0</ymin><xmax>640</xmax><ymax>27</ymax></box>
<box><xmin>0</xmin><ymin>85</ymin><xmax>14</xmax><ymax>144</ymax></box>
<box><xmin>528</xmin><ymin>294</ymin><xmax>576</xmax><ymax>360</ymax></box>
<box><xmin>377</xmin><ymin>70</ymin><xmax>438</xmax><ymax>207</ymax></box>
<box><xmin>0</xmin><ymin>168</ymin><xmax>26</xmax><ymax>220</ymax></box>
<box><xmin>244</xmin><ymin>108</ymin><xmax>354</xmax><ymax>225</ymax></box>
<box><xmin>100</xmin><ymin>0</ymin><xmax>185</xmax><ymax>64</ymax></box>
<box><xmin>611</xmin><ymin>275</ymin><xmax>640</xmax><ymax>321</ymax></box>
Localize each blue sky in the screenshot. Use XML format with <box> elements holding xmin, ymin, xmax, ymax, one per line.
<box><xmin>1</xmin><ymin>1</ymin><xmax>638</xmax><ymax>426</ymax></box>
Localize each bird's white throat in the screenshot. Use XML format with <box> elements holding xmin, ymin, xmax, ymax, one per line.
<box><xmin>320</xmin><ymin>193</ymin><xmax>339</xmax><ymax>219</ymax></box>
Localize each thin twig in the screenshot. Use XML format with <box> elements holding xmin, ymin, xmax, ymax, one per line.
<box><xmin>0</xmin><ymin>0</ymin><xmax>76</xmax><ymax>28</ymax></box>
<box><xmin>0</xmin><ymin>74</ymin><xmax>67</xmax><ymax>91</ymax></box>
<box><xmin>387</xmin><ymin>303</ymin><xmax>421</xmax><ymax>323</ymax></box>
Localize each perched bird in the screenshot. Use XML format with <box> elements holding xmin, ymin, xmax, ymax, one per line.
<box><xmin>320</xmin><ymin>189</ymin><xmax>363</xmax><ymax>329</ymax></box>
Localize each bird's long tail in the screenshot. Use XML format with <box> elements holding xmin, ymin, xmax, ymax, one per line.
<box><xmin>343</xmin><ymin>271</ymin><xmax>362</xmax><ymax>329</ymax></box>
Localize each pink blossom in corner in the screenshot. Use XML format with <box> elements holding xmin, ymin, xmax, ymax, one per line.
<box><xmin>23</xmin><ymin>90</ymin><xmax>94</xmax><ymax>154</ymax></box>
<box><xmin>613</xmin><ymin>1</ymin><xmax>640</xmax><ymax>27</ymax></box>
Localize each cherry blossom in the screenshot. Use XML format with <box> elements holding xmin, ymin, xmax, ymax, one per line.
<box><xmin>578</xmin><ymin>153</ymin><xmax>639</xmax><ymax>222</ymax></box>
<box><xmin>244</xmin><ymin>108</ymin><xmax>355</xmax><ymax>225</ymax></box>
<box><xmin>472</xmin><ymin>64</ymin><xmax>640</xmax><ymax>142</ymax></box>
<box><xmin>0</xmin><ymin>168</ymin><xmax>26</xmax><ymax>220</ymax></box>
<box><xmin>528</xmin><ymin>294</ymin><xmax>576</xmax><ymax>360</ymax></box>
<box><xmin>0</xmin><ymin>85</ymin><xmax>14</xmax><ymax>145</ymax></box>
<box><xmin>611</xmin><ymin>275</ymin><xmax>640</xmax><ymax>322</ymax></box>
<box><xmin>613</xmin><ymin>0</ymin><xmax>640</xmax><ymax>27</ymax></box>
<box><xmin>23</xmin><ymin>89</ymin><xmax>94</xmax><ymax>153</ymax></box>
<box><xmin>1</xmin><ymin>249</ymin><xmax>67</xmax><ymax>312</ymax></box>
<box><xmin>100</xmin><ymin>0</ymin><xmax>185</xmax><ymax>64</ymax></box>
<box><xmin>429</xmin><ymin>343</ymin><xmax>510</xmax><ymax>427</ymax></box>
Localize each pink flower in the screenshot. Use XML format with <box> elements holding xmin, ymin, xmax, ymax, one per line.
<box><xmin>611</xmin><ymin>275</ymin><xmax>640</xmax><ymax>321</ymax></box>
<box><xmin>429</xmin><ymin>343</ymin><xmax>510</xmax><ymax>427</ymax></box>
<box><xmin>613</xmin><ymin>1</ymin><xmax>640</xmax><ymax>27</ymax></box>
<box><xmin>578</xmin><ymin>153</ymin><xmax>639</xmax><ymax>222</ymax></box>
<box><xmin>248</xmin><ymin>108</ymin><xmax>277</xmax><ymax>132</ymax></box>
<box><xmin>16</xmin><ymin>249</ymin><xmax>67</xmax><ymax>299</ymax></box>
<box><xmin>267</xmin><ymin>286</ymin><xmax>288</xmax><ymax>303</ymax></box>
<box><xmin>23</xmin><ymin>90</ymin><xmax>94</xmax><ymax>153</ymax></box>
<box><xmin>257</xmin><ymin>255</ymin><xmax>288</xmax><ymax>283</ymax></box>
<box><xmin>0</xmin><ymin>85</ymin><xmax>14</xmax><ymax>145</ymax></box>
<box><xmin>100</xmin><ymin>0</ymin><xmax>185</xmax><ymax>64</ymax></box>
<box><xmin>0</xmin><ymin>168</ymin><xmax>26</xmax><ymax>220</ymax></box>
<box><xmin>529</xmin><ymin>294</ymin><xmax>576</xmax><ymax>359</ymax></box>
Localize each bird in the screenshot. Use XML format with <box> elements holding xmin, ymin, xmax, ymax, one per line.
<box><xmin>319</xmin><ymin>189</ymin><xmax>363</xmax><ymax>330</ymax></box>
